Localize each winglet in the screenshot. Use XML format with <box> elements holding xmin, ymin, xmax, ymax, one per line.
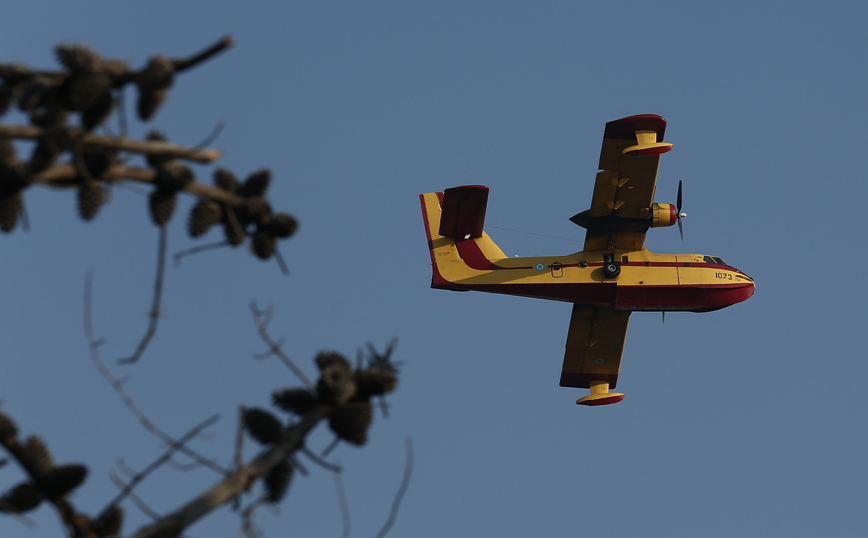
<box><xmin>576</xmin><ymin>380</ymin><xmax>625</xmax><ymax>406</ymax></box>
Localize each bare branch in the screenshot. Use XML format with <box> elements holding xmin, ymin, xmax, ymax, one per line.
<box><xmin>130</xmin><ymin>404</ymin><xmax>330</xmax><ymax>538</ymax></box>
<box><xmin>84</xmin><ymin>274</ymin><xmax>229</xmax><ymax>476</ymax></box>
<box><xmin>110</xmin><ymin>469</ymin><xmax>161</xmax><ymax>522</ymax></box>
<box><xmin>0</xmin><ymin>123</ymin><xmax>221</xmax><ymax>163</ymax></box>
<box><xmin>375</xmin><ymin>437</ymin><xmax>414</xmax><ymax>538</ymax></box>
<box><xmin>300</xmin><ymin>446</ymin><xmax>342</xmax><ymax>474</ymax></box>
<box><xmin>173</xmin><ymin>240</ymin><xmax>231</xmax><ymax>266</ymax></box>
<box><xmin>118</xmin><ymin>224</ymin><xmax>167</xmax><ymax>364</ymax></box>
<box><xmin>99</xmin><ymin>414</ymin><xmax>220</xmax><ymax>521</ymax></box>
<box><xmin>249</xmin><ymin>302</ymin><xmax>315</xmax><ymax>390</ymax></box>
<box><xmin>172</xmin><ymin>35</ymin><xmax>235</xmax><ymax>73</ymax></box>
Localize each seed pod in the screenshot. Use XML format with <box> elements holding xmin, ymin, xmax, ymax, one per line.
<box><xmin>328</xmin><ymin>402</ymin><xmax>373</xmax><ymax>446</ymax></box>
<box><xmin>148</xmin><ymin>188</ymin><xmax>176</xmax><ymax>226</ymax></box>
<box><xmin>23</xmin><ymin>435</ymin><xmax>53</xmax><ymax>475</ymax></box>
<box><xmin>272</xmin><ymin>388</ymin><xmax>316</xmax><ymax>415</ymax></box>
<box><xmin>41</xmin><ymin>464</ymin><xmax>87</xmax><ymax>498</ymax></box>
<box><xmin>243</xmin><ymin>408</ymin><xmax>283</xmax><ymax>445</ymax></box>
<box><xmin>137</xmin><ymin>55</ymin><xmax>175</xmax><ymax>90</ymax></box>
<box><xmin>0</xmin><ymin>138</ymin><xmax>15</xmax><ymax>166</ymax></box>
<box><xmin>154</xmin><ymin>162</ymin><xmax>193</xmax><ymax>192</ymax></box>
<box><xmin>188</xmin><ymin>199</ymin><xmax>222</xmax><ymax>237</ymax></box>
<box><xmin>239</xmin><ymin>197</ymin><xmax>272</xmax><ymax>226</ymax></box>
<box><xmin>0</xmin><ymin>483</ymin><xmax>42</xmax><ymax>514</ymax></box>
<box><xmin>77</xmin><ymin>181</ymin><xmax>104</xmax><ymax>222</ymax></box>
<box><xmin>58</xmin><ymin>73</ymin><xmax>112</xmax><ymax>112</ymax></box>
<box><xmin>241</xmin><ymin>169</ymin><xmax>271</xmax><ymax>198</ymax></box>
<box><xmin>263</xmin><ymin>459</ymin><xmax>293</xmax><ymax>504</ymax></box>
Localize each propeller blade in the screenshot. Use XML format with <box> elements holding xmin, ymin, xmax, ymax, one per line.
<box><xmin>677</xmin><ymin>217</ymin><xmax>683</xmax><ymax>241</ymax></box>
<box><xmin>676</xmin><ymin>180</ymin><xmax>684</xmax><ymax>241</ymax></box>
<box><xmin>676</xmin><ymin>180</ymin><xmax>683</xmax><ymax>212</ymax></box>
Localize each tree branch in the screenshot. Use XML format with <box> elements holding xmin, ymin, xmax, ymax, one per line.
<box><xmin>118</xmin><ymin>224</ymin><xmax>167</xmax><ymax>364</ymax></box>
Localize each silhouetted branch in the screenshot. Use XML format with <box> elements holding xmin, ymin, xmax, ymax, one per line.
<box><xmin>249</xmin><ymin>303</ymin><xmax>315</xmax><ymax>390</ymax></box>
<box><xmin>85</xmin><ymin>274</ymin><xmax>229</xmax><ymax>476</ymax></box>
<box><xmin>173</xmin><ymin>240</ymin><xmax>231</xmax><ymax>266</ymax></box>
<box><xmin>300</xmin><ymin>446</ymin><xmax>342</xmax><ymax>473</ymax></box>
<box><xmin>130</xmin><ymin>404</ymin><xmax>331</xmax><ymax>538</ymax></box>
<box><xmin>0</xmin><ymin>123</ymin><xmax>221</xmax><ymax>163</ymax></box>
<box><xmin>99</xmin><ymin>414</ymin><xmax>220</xmax><ymax>521</ymax></box>
<box><xmin>109</xmin><ymin>469</ymin><xmax>161</xmax><ymax>521</ymax></box>
<box><xmin>173</xmin><ymin>35</ymin><xmax>234</xmax><ymax>73</ymax></box>
<box><xmin>119</xmin><ymin>224</ymin><xmax>167</xmax><ymax>364</ymax></box>
<box><xmin>334</xmin><ymin>464</ymin><xmax>351</xmax><ymax>538</ymax></box>
<box><xmin>375</xmin><ymin>437</ymin><xmax>414</xmax><ymax>538</ymax></box>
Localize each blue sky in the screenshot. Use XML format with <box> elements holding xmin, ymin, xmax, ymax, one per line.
<box><xmin>3</xmin><ymin>2</ymin><xmax>868</xmax><ymax>536</ymax></box>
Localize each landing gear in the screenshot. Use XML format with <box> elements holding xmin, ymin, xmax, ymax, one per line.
<box><xmin>602</xmin><ymin>253</ymin><xmax>620</xmax><ymax>278</ymax></box>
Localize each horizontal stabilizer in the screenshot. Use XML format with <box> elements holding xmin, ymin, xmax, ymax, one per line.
<box><xmin>438</xmin><ymin>185</ymin><xmax>489</xmax><ymax>239</ymax></box>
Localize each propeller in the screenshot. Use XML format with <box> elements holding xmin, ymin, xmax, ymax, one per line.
<box><xmin>676</xmin><ymin>180</ymin><xmax>687</xmax><ymax>241</ymax></box>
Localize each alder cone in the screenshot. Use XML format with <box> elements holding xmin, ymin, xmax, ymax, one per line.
<box><xmin>328</xmin><ymin>401</ymin><xmax>373</xmax><ymax>446</ymax></box>
<box><xmin>315</xmin><ymin>351</ymin><xmax>352</xmax><ymax>373</ymax></box>
<box><xmin>188</xmin><ymin>200</ymin><xmax>223</xmax><ymax>237</ymax></box>
<box><xmin>148</xmin><ymin>188</ymin><xmax>176</xmax><ymax>225</ymax></box>
<box><xmin>267</xmin><ymin>213</ymin><xmax>298</xmax><ymax>238</ymax></box>
<box><xmin>0</xmin><ymin>411</ymin><xmax>17</xmax><ymax>441</ymax></box>
<box><xmin>77</xmin><ymin>181</ymin><xmax>104</xmax><ymax>222</ymax></box>
<box><xmin>263</xmin><ymin>459</ymin><xmax>293</xmax><ymax>504</ymax></box>
<box><xmin>0</xmin><ymin>137</ymin><xmax>16</xmax><ymax>165</ymax></box>
<box><xmin>241</xmin><ymin>169</ymin><xmax>271</xmax><ymax>198</ymax></box>
<box><xmin>93</xmin><ymin>505</ymin><xmax>124</xmax><ymax>537</ymax></box>
<box><xmin>58</xmin><ymin>73</ymin><xmax>112</xmax><ymax>112</ymax></box>
<box><xmin>213</xmin><ymin>168</ymin><xmax>239</xmax><ymax>193</ymax></box>
<box><xmin>82</xmin><ymin>91</ymin><xmax>115</xmax><ymax>130</ymax></box>
<box><xmin>0</xmin><ymin>191</ymin><xmax>21</xmax><ymax>232</ymax></box>
<box><xmin>354</xmin><ymin>369</ymin><xmax>398</xmax><ymax>398</ymax></box>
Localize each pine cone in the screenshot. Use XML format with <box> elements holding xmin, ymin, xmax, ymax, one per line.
<box><xmin>241</xmin><ymin>169</ymin><xmax>271</xmax><ymax>198</ymax></box>
<box><xmin>251</xmin><ymin>229</ymin><xmax>276</xmax><ymax>260</ymax></box>
<box><xmin>272</xmin><ymin>388</ymin><xmax>316</xmax><ymax>415</ymax></box>
<box><xmin>0</xmin><ymin>483</ymin><xmax>42</xmax><ymax>514</ymax></box>
<box><xmin>243</xmin><ymin>408</ymin><xmax>283</xmax><ymax>445</ymax></box>
<box><xmin>148</xmin><ymin>188</ymin><xmax>176</xmax><ymax>225</ymax></box>
<box><xmin>213</xmin><ymin>168</ymin><xmax>239</xmax><ymax>193</ymax></box>
<box><xmin>0</xmin><ymin>411</ymin><xmax>17</xmax><ymax>441</ymax></box>
<box><xmin>55</xmin><ymin>43</ymin><xmax>103</xmax><ymax>74</ymax></box>
<box><xmin>23</xmin><ymin>435</ymin><xmax>53</xmax><ymax>475</ymax></box>
<box><xmin>188</xmin><ymin>200</ymin><xmax>222</xmax><ymax>237</ymax></box>
<box><xmin>263</xmin><ymin>459</ymin><xmax>293</xmax><ymax>504</ymax></box>
<box><xmin>137</xmin><ymin>87</ymin><xmax>167</xmax><ymax>121</ymax></box>
<box><xmin>267</xmin><ymin>213</ymin><xmax>298</xmax><ymax>238</ymax></box>
<box><xmin>315</xmin><ymin>351</ymin><xmax>352</xmax><ymax>373</ymax></box>
<box><xmin>328</xmin><ymin>402</ymin><xmax>373</xmax><ymax>446</ymax></box>
<box><xmin>77</xmin><ymin>181</ymin><xmax>104</xmax><ymax>222</ymax></box>
<box><xmin>0</xmin><ymin>191</ymin><xmax>21</xmax><ymax>232</ymax></box>
<box><xmin>93</xmin><ymin>505</ymin><xmax>124</xmax><ymax>537</ymax></box>
<box><xmin>354</xmin><ymin>369</ymin><xmax>398</xmax><ymax>399</ymax></box>
<box><xmin>41</xmin><ymin>464</ymin><xmax>87</xmax><ymax>498</ymax></box>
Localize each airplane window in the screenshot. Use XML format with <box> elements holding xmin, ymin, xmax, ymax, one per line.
<box><xmin>703</xmin><ymin>256</ymin><xmax>715</xmax><ymax>264</ymax></box>
<box><xmin>712</xmin><ymin>257</ymin><xmax>729</xmax><ymax>266</ymax></box>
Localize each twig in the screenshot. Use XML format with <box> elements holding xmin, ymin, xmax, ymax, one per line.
<box><xmin>374</xmin><ymin>437</ymin><xmax>414</xmax><ymax>538</ymax></box>
<box><xmin>249</xmin><ymin>302</ymin><xmax>315</xmax><ymax>390</ymax></box>
<box><xmin>300</xmin><ymin>446</ymin><xmax>342</xmax><ymax>473</ymax></box>
<box><xmin>84</xmin><ymin>273</ymin><xmax>229</xmax><ymax>475</ymax></box>
<box><xmin>334</xmin><ymin>462</ymin><xmax>351</xmax><ymax>538</ymax></box>
<box><xmin>174</xmin><ymin>240</ymin><xmax>231</xmax><ymax>266</ymax></box>
<box><xmin>119</xmin><ymin>224</ymin><xmax>167</xmax><ymax>364</ymax></box>
<box><xmin>173</xmin><ymin>35</ymin><xmax>235</xmax><ymax>73</ymax></box>
<box><xmin>99</xmin><ymin>414</ymin><xmax>221</xmax><ymax>520</ymax></box>
<box><xmin>273</xmin><ymin>246</ymin><xmax>289</xmax><ymax>275</ymax></box>
<box><xmin>110</xmin><ymin>469</ymin><xmax>162</xmax><ymax>521</ymax></box>
<box><xmin>130</xmin><ymin>404</ymin><xmax>331</xmax><ymax>538</ymax></box>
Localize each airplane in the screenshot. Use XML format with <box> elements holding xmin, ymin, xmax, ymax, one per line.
<box><xmin>419</xmin><ymin>114</ymin><xmax>755</xmax><ymax>406</ymax></box>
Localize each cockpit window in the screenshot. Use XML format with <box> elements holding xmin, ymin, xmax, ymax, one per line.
<box><xmin>703</xmin><ymin>256</ymin><xmax>731</xmax><ymax>267</ymax></box>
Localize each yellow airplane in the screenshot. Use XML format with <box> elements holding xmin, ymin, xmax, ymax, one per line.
<box><xmin>419</xmin><ymin>114</ymin><xmax>755</xmax><ymax>406</ymax></box>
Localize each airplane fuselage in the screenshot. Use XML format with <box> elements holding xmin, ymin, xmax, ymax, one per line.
<box><xmin>422</xmin><ymin>192</ymin><xmax>755</xmax><ymax>313</ymax></box>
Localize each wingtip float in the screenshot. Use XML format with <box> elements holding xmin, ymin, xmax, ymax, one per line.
<box><xmin>420</xmin><ymin>114</ymin><xmax>755</xmax><ymax>406</ymax></box>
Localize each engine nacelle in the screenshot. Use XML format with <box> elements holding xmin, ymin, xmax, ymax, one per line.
<box><xmin>650</xmin><ymin>202</ymin><xmax>677</xmax><ymax>228</ymax></box>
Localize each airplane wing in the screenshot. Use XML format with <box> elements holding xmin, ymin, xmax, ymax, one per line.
<box><xmin>570</xmin><ymin>114</ymin><xmax>672</xmax><ymax>251</ymax></box>
<box><xmin>559</xmin><ymin>304</ymin><xmax>630</xmax><ymax>402</ymax></box>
